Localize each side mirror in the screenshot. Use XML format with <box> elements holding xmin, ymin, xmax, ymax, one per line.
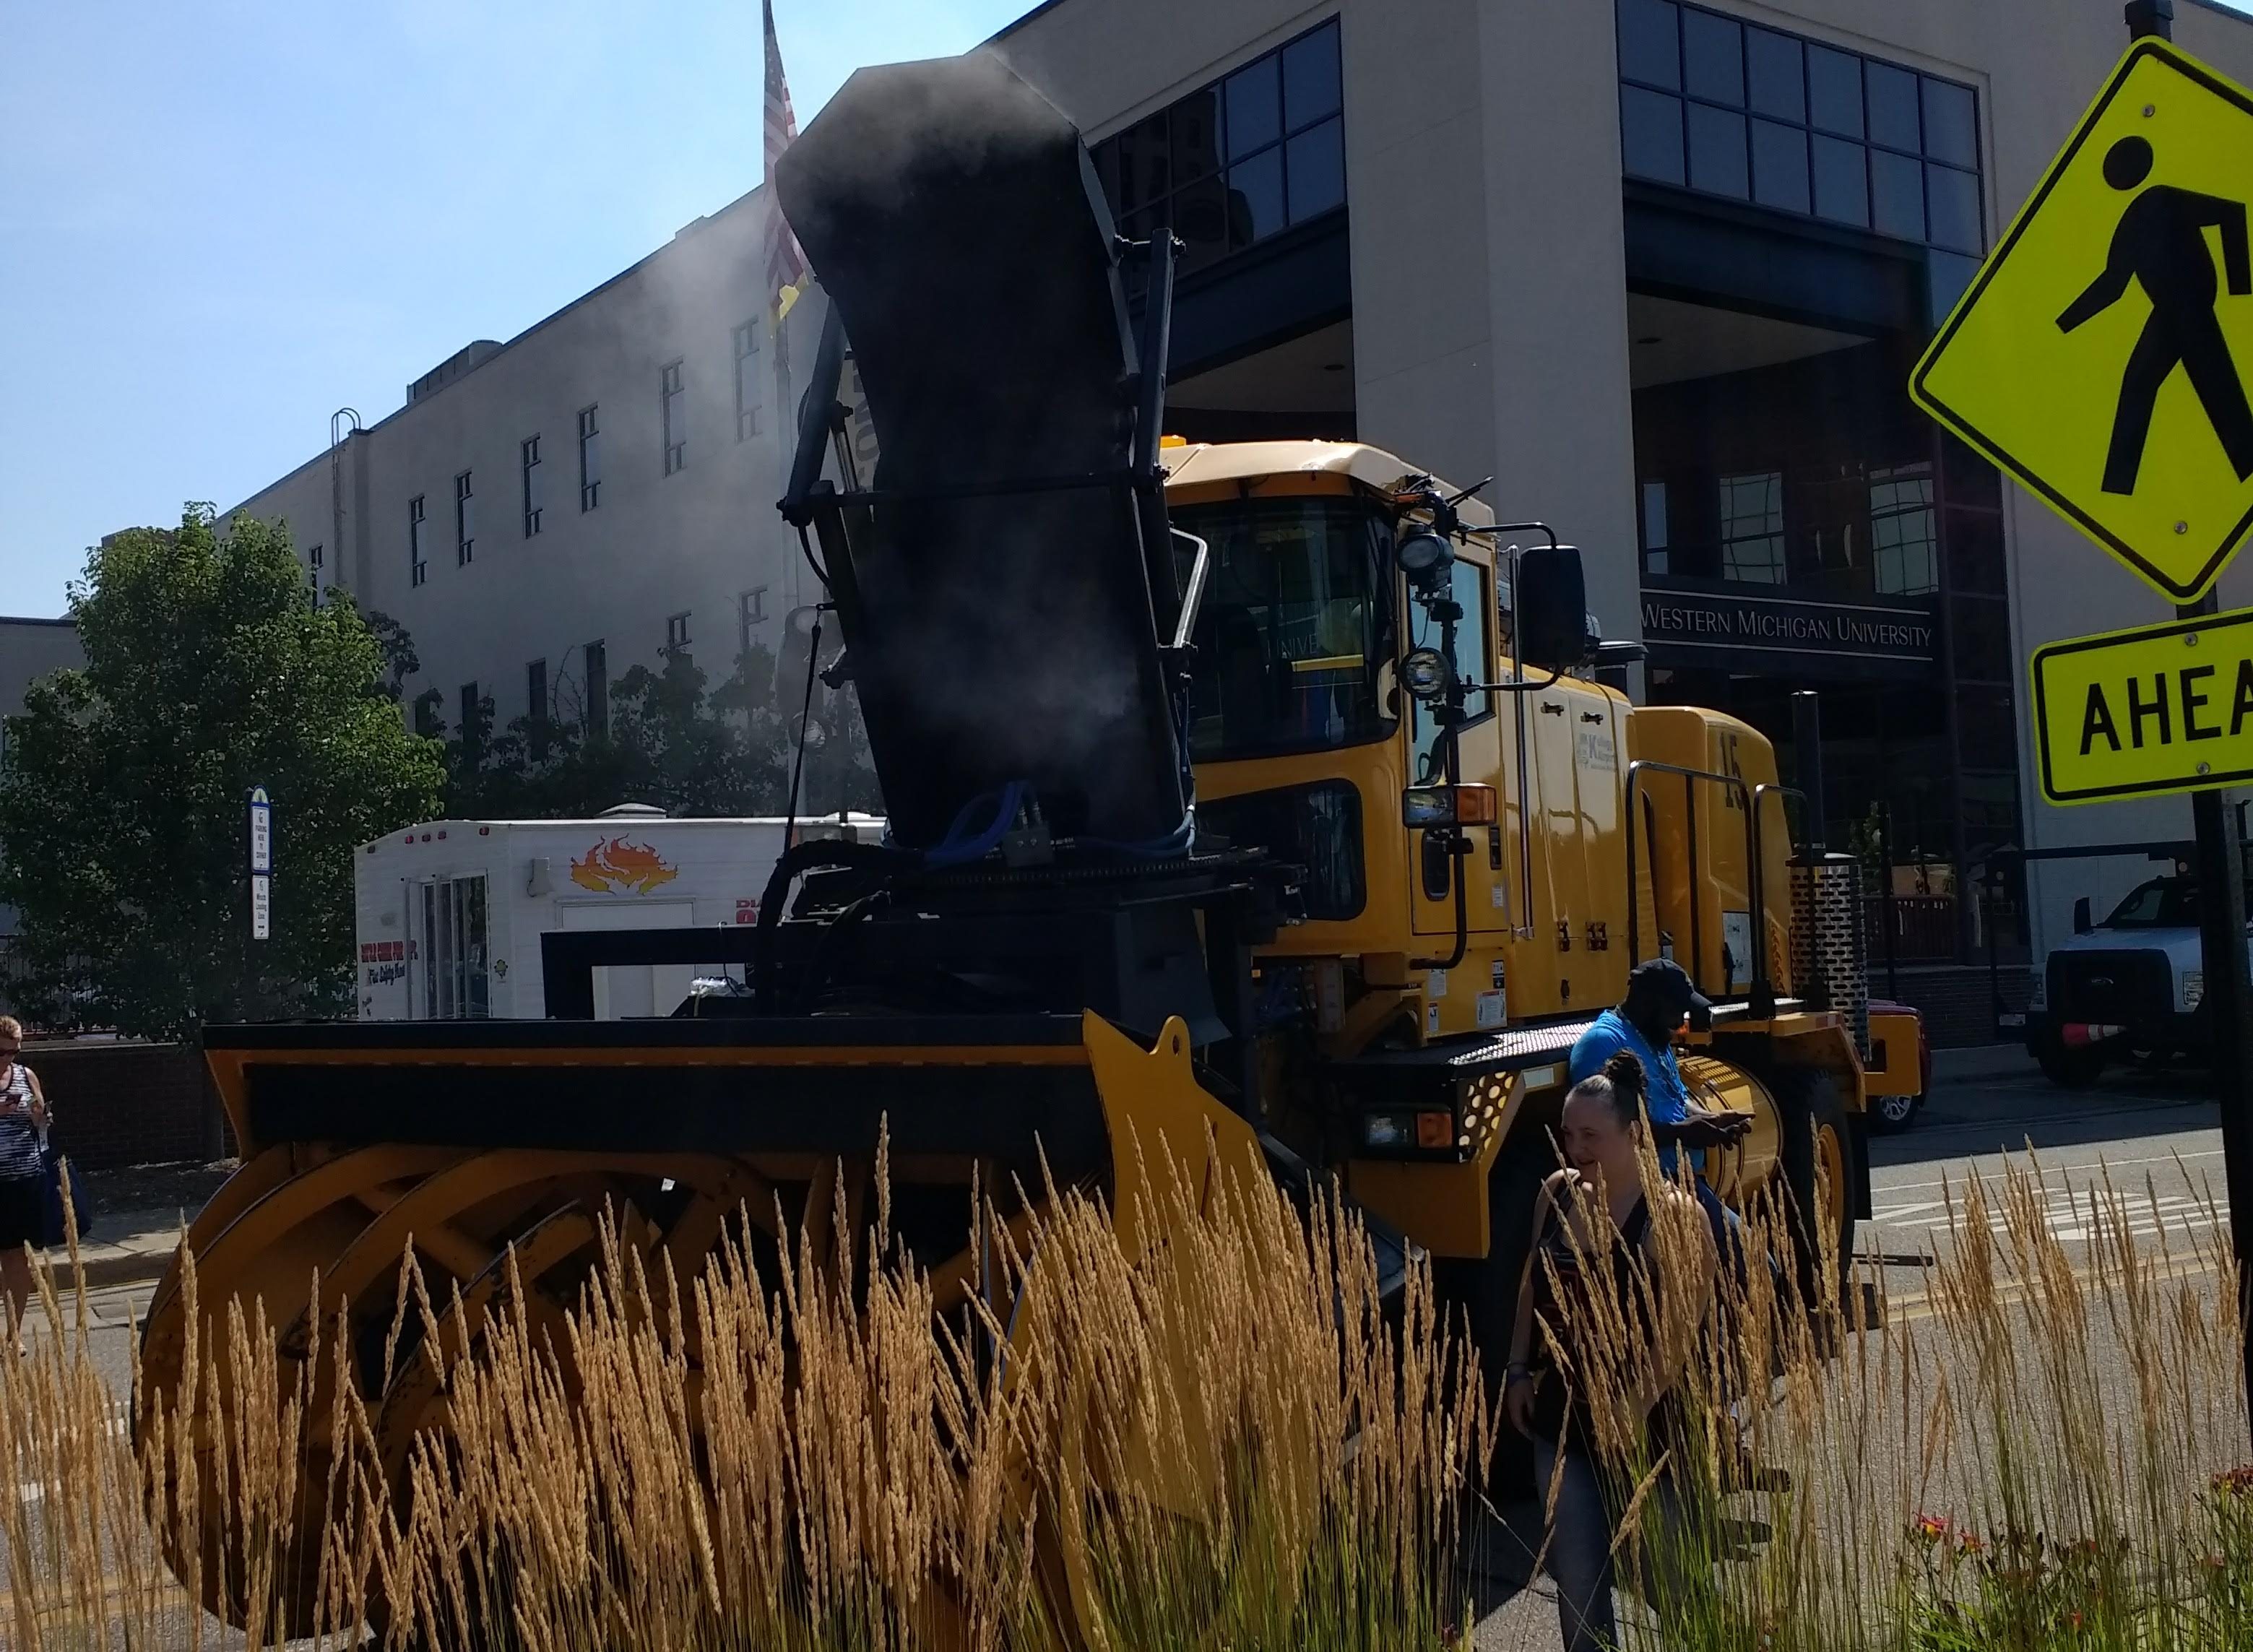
<box><xmin>1514</xmin><ymin>544</ymin><xmax>1588</xmax><ymax>670</ymax></box>
<box><xmin>2073</xmin><ymin>896</ymin><xmax>2093</xmax><ymax>935</ymax></box>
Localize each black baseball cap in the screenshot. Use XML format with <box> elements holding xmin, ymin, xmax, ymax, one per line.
<box><xmin>1627</xmin><ymin>957</ymin><xmax>1713</xmax><ymax>1031</ymax></box>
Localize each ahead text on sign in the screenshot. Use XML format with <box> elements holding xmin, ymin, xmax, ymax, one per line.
<box><xmin>2032</xmin><ymin>604</ymin><xmax>2253</xmax><ymax>802</ymax></box>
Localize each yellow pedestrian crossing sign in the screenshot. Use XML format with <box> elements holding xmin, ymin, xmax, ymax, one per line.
<box><xmin>1912</xmin><ymin>39</ymin><xmax>2253</xmax><ymax>605</ymax></box>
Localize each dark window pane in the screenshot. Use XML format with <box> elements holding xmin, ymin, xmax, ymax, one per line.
<box><xmin>1118</xmin><ymin>113</ymin><xmax>1169</xmax><ymax>209</ymax></box>
<box><xmin>1940</xmin><ymin>436</ymin><xmax>2005</xmax><ymax>509</ymax></box>
<box><xmin>1808</xmin><ymin>46</ymin><xmax>1862</xmax><ymax>137</ymax></box>
<box><xmin>1172</xmin><ymin>89</ymin><xmax>1223</xmax><ymax>184</ymax></box>
<box><xmin>1687</xmin><ymin>103</ymin><xmax>1749</xmax><ymax>198</ymax></box>
<box><xmin>1812</xmin><ymin>133</ymin><xmax>1868</xmax><ymax>225</ymax></box>
<box><xmin>1928</xmin><ymin>250</ymin><xmax>1979</xmax><ymax>324</ymax></box>
<box><xmin>1921</xmin><ymin>77</ymin><xmax>1977</xmax><ymax>168</ymax></box>
<box><xmin>1871</xmin><ymin>147</ymin><xmax>1924</xmax><ymax>239</ymax></box>
<box><xmin>1285</xmin><ymin>116</ymin><xmax>1345</xmax><ymax>221</ymax></box>
<box><xmin>1751</xmin><ymin>118</ymin><xmax>1810</xmax><ymax>214</ymax></box>
<box><xmin>1926</xmin><ymin>163</ymin><xmax>1981</xmax><ymax>252</ymax></box>
<box><xmin>1957</xmin><ymin>687</ymin><xmax>2018</xmax><ymax>769</ymax></box>
<box><xmin>1944</xmin><ymin>506</ymin><xmax>2006</xmax><ymax>594</ymax></box>
<box><xmin>1172</xmin><ymin>173</ymin><xmax>1230</xmax><ymax>269</ymax></box>
<box><xmin>1226</xmin><ymin>56</ymin><xmax>1281</xmax><ymax>159</ymax></box>
<box><xmin>1867</xmin><ymin>61</ymin><xmax>1920</xmax><ymax>151</ymax></box>
<box><xmin>1281</xmin><ymin>24</ymin><xmax>1341</xmax><ymax>129</ymax></box>
<box><xmin>1228</xmin><ymin>147</ymin><xmax>1285</xmax><ymax>247</ymax></box>
<box><xmin>1950</xmin><ymin>595</ymin><xmax>2013</xmax><ymax>684</ymax></box>
<box><xmin>1747</xmin><ymin>27</ymin><xmax>1804</xmax><ymax>122</ymax></box>
<box><xmin>1958</xmin><ymin>770</ymin><xmax>2022</xmax><ymax>862</ymax></box>
<box><xmin>1622</xmin><ymin>86</ymin><xmax>1687</xmax><ymax>185</ymax></box>
<box><xmin>1617</xmin><ymin>0</ymin><xmax>1681</xmax><ymax>90</ymax></box>
<box><xmin>1682</xmin><ymin>9</ymin><xmax>1744</xmax><ymax>105</ymax></box>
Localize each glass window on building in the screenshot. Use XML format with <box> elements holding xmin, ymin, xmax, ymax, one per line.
<box><xmin>1746</xmin><ymin>27</ymin><xmax>1804</xmax><ymax>123</ymax></box>
<box><xmin>1719</xmin><ymin>472</ymin><xmax>1786</xmax><ymax>583</ymax></box>
<box><xmin>1869</xmin><ymin>464</ymin><xmax>1939</xmax><ymax>595</ymax></box>
<box><xmin>1616</xmin><ymin>1</ymin><xmax>1984</xmax><ymax>268</ymax></box>
<box><xmin>733</xmin><ymin>322</ymin><xmax>761</xmax><ymax>441</ymax></box>
<box><xmin>1092</xmin><ymin>20</ymin><xmax>1344</xmax><ymax>273</ymax></box>
<box><xmin>1617</xmin><ymin>0</ymin><xmax>1681</xmax><ymax>90</ymax></box>
<box><xmin>661</xmin><ymin>360</ymin><xmax>686</xmax><ymax>475</ymax></box>
<box><xmin>1640</xmin><ymin>480</ymin><xmax>1671</xmax><ymax>574</ymax></box>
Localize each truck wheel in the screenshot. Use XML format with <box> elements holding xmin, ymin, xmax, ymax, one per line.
<box><xmin>1869</xmin><ymin>1086</ymin><xmax>1921</xmax><ymax>1133</ymax></box>
<box><xmin>1770</xmin><ymin>1066</ymin><xmax>1856</xmax><ymax>1302</ymax></box>
<box><xmin>2036</xmin><ymin>1036</ymin><xmax>2106</xmax><ymax>1089</ymax></box>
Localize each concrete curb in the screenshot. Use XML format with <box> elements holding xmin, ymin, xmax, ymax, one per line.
<box><xmin>1932</xmin><ymin>1042</ymin><xmax>2036</xmax><ymax>1083</ymax></box>
<box><xmin>43</xmin><ymin>1244</ymin><xmax>177</xmax><ymax>1294</ymax></box>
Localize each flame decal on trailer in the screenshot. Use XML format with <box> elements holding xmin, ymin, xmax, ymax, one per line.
<box><xmin>568</xmin><ymin>838</ymin><xmax>683</xmax><ymax>894</ymax></box>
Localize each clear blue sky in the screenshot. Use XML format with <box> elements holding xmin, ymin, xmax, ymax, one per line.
<box><xmin>9</xmin><ymin>4</ymin><xmax>2253</xmax><ymax>618</ymax></box>
<box><xmin>0</xmin><ymin>1</ymin><xmax>1028</xmax><ymax>617</ymax></box>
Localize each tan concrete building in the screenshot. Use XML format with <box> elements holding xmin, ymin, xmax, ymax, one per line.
<box><xmin>221</xmin><ymin>0</ymin><xmax>2253</xmax><ymax>1026</ymax></box>
<box><xmin>224</xmin><ymin>186</ymin><xmax>818</xmax><ymax>756</ymax></box>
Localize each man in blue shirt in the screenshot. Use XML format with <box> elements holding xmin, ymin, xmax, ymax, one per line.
<box><xmin>1570</xmin><ymin>958</ymin><xmax>1750</xmax><ymax>1241</ymax></box>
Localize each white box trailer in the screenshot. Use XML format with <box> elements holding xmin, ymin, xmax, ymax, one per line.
<box><xmin>353</xmin><ymin>807</ymin><xmax>883</xmax><ymax>1021</ymax></box>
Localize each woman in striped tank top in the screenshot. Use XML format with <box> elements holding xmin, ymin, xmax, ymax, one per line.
<box><xmin>0</xmin><ymin>1015</ymin><xmax>49</xmax><ymax>1344</ymax></box>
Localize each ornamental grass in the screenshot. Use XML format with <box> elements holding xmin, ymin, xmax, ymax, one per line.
<box><xmin>0</xmin><ymin>1138</ymin><xmax>2246</xmax><ymax>1649</ymax></box>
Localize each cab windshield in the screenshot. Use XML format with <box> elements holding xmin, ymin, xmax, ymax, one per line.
<box><xmin>2103</xmin><ymin>878</ymin><xmax>2197</xmax><ymax>928</ymax></box>
<box><xmin>1175</xmin><ymin>497</ymin><xmax>1396</xmax><ymax>762</ymax></box>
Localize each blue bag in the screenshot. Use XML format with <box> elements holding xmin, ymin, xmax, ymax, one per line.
<box><xmin>39</xmin><ymin>1142</ymin><xmax>94</xmax><ymax>1247</ymax></box>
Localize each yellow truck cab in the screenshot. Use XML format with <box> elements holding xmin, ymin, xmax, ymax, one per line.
<box><xmin>1162</xmin><ymin>438</ymin><xmax>1890</xmax><ymax>1282</ymax></box>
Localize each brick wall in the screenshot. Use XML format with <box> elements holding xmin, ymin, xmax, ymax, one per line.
<box><xmin>1872</xmin><ymin>964</ymin><xmax>2034</xmax><ymax>1051</ymax></box>
<box><xmin>20</xmin><ymin>1040</ymin><xmax>227</xmax><ymax>1171</ymax></box>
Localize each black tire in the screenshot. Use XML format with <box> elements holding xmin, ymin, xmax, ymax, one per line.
<box><xmin>2036</xmin><ymin>1036</ymin><xmax>2106</xmax><ymax>1089</ymax></box>
<box><xmin>1868</xmin><ymin>1086</ymin><xmax>1922</xmax><ymax>1134</ymax></box>
<box><xmin>1768</xmin><ymin>1066</ymin><xmax>1856</xmax><ymax>1302</ymax></box>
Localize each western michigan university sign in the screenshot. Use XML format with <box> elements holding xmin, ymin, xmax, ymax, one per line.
<box><xmin>1639</xmin><ymin>582</ymin><xmax>1937</xmax><ymax>671</ymax></box>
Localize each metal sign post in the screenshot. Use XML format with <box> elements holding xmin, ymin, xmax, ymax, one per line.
<box><xmin>2124</xmin><ymin>0</ymin><xmax>2253</xmax><ymax>1451</ymax></box>
<box><xmin>248</xmin><ymin>786</ymin><xmax>273</xmax><ymax>943</ymax></box>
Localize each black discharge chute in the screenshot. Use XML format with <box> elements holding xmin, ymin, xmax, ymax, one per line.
<box><xmin>775</xmin><ymin>53</ymin><xmax>1187</xmax><ymax>855</ymax></box>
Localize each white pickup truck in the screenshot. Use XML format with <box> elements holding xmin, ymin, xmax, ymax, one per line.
<box><xmin>2025</xmin><ymin>873</ymin><xmax>2253</xmax><ymax>1086</ymax></box>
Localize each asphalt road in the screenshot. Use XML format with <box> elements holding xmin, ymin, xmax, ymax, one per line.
<box><xmin>8</xmin><ymin>1058</ymin><xmax>2239</xmax><ymax>1648</ymax></box>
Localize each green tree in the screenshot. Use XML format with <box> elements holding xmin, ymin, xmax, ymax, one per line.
<box><xmin>0</xmin><ymin>507</ymin><xmax>445</xmax><ymax>1036</ymax></box>
<box><xmin>432</xmin><ymin>641</ymin><xmax>835</xmax><ymax>821</ymax></box>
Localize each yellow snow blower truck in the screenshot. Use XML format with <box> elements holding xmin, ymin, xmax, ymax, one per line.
<box><xmin>142</xmin><ymin>49</ymin><xmax>1920</xmax><ymax>1631</ymax></box>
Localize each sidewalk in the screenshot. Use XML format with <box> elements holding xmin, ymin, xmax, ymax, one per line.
<box><xmin>43</xmin><ymin>1205</ymin><xmax>183</xmax><ymax>1292</ymax></box>
<box><xmin>42</xmin><ymin>1158</ymin><xmax>231</xmax><ymax>1295</ymax></box>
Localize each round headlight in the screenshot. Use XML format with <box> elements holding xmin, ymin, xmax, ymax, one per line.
<box><xmin>1396</xmin><ymin>529</ymin><xmax>1454</xmax><ymax>577</ymax></box>
<box><xmin>1400</xmin><ymin>646</ymin><xmax>1451</xmax><ymax>701</ymax></box>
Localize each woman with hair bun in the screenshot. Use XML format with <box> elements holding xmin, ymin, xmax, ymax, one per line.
<box><xmin>1500</xmin><ymin>1049</ymin><xmax>1717</xmax><ymax>1652</ymax></box>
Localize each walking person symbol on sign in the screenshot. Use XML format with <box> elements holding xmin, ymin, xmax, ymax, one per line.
<box><xmin>2057</xmin><ymin>135</ymin><xmax>2253</xmax><ymax>497</ymax></box>
<box><xmin>1912</xmin><ymin>38</ymin><xmax>2253</xmax><ymax>605</ymax></box>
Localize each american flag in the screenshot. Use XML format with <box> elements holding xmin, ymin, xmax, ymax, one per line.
<box><xmin>764</xmin><ymin>0</ymin><xmax>807</xmax><ymax>320</ymax></box>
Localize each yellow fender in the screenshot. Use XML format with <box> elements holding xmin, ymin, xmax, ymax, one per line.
<box><xmin>1081</xmin><ymin>1011</ymin><xmax>1266</xmax><ymax>1266</ymax></box>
